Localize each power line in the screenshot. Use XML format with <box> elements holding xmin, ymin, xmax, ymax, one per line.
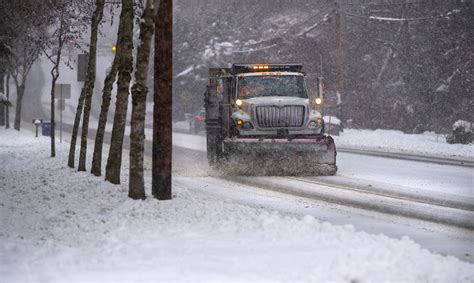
<box><xmin>239</xmin><ymin>6</ymin><xmax>333</xmax><ymax>48</ymax></box>
<box><xmin>289</xmin><ymin>6</ymin><xmax>334</xmax><ymax>34</ymax></box>
<box><xmin>339</xmin><ymin>9</ymin><xmax>454</xmax><ymax>21</ymax></box>
<box><xmin>232</xmin><ymin>43</ymin><xmax>278</xmax><ymax>53</ymax></box>
<box><xmin>298</xmin><ymin>9</ymin><xmax>335</xmax><ymax>37</ymax></box>
<box><xmin>234</xmin><ymin>6</ymin><xmax>334</xmax><ymax>52</ymax></box>
<box><xmin>342</xmin><ymin>1</ymin><xmax>426</xmax><ymax>7</ymax></box>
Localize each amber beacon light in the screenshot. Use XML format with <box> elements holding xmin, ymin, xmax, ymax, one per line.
<box><xmin>252</xmin><ymin>65</ymin><xmax>269</xmax><ymax>70</ymax></box>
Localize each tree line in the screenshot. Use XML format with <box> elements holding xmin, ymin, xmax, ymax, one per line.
<box><xmin>0</xmin><ymin>0</ymin><xmax>172</xmax><ymax>200</ymax></box>
<box><xmin>172</xmin><ymin>0</ymin><xmax>473</xmax><ymax>133</ymax></box>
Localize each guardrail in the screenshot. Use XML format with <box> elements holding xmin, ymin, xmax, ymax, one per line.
<box><xmin>337</xmin><ymin>146</ymin><xmax>474</xmax><ymax>168</ymax></box>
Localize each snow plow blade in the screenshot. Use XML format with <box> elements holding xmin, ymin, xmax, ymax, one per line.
<box><xmin>218</xmin><ymin>136</ymin><xmax>337</xmax><ymax>176</ymax></box>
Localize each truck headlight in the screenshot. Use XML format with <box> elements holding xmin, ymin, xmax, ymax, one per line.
<box><xmin>236</xmin><ymin>119</ymin><xmax>253</xmax><ymax>130</ymax></box>
<box><xmin>236</xmin><ymin>99</ymin><xmax>243</xmax><ymax>107</ymax></box>
<box><xmin>315</xmin><ymin>97</ymin><xmax>323</xmax><ymax>105</ymax></box>
<box><xmin>308</xmin><ymin>118</ymin><xmax>322</xmax><ymax>129</ymax></box>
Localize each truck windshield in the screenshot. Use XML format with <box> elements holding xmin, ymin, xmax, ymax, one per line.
<box><xmin>237</xmin><ymin>75</ymin><xmax>307</xmax><ymax>98</ymax></box>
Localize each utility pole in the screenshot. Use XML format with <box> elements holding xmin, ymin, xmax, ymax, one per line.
<box><xmin>335</xmin><ymin>0</ymin><xmax>344</xmax><ymax>123</ymax></box>
<box><xmin>153</xmin><ymin>0</ymin><xmax>172</xmax><ymax>200</ymax></box>
<box><xmin>60</xmin><ymin>89</ymin><xmax>63</xmax><ymax>143</ymax></box>
<box><xmin>0</xmin><ymin>67</ymin><xmax>5</xmax><ymax>127</ymax></box>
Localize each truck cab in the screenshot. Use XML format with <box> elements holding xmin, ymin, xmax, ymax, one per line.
<box><xmin>230</xmin><ymin>64</ymin><xmax>324</xmax><ymax>138</ymax></box>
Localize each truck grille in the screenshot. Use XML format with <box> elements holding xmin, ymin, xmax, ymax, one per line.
<box><xmin>255</xmin><ymin>105</ymin><xmax>305</xmax><ymax>128</ymax></box>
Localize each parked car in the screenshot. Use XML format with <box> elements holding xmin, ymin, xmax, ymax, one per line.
<box><xmin>190</xmin><ymin>108</ymin><xmax>206</xmax><ymax>134</ymax></box>
<box><xmin>323</xmin><ymin>116</ymin><xmax>343</xmax><ymax>135</ymax></box>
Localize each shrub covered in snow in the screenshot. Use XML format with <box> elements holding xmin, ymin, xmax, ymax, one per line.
<box><xmin>446</xmin><ymin>120</ymin><xmax>472</xmax><ymax>144</ymax></box>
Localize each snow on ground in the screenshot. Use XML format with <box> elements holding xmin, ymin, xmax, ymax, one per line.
<box><xmin>1</xmin><ymin>128</ymin><xmax>473</xmax><ymax>282</ymax></box>
<box><xmin>334</xmin><ymin>129</ymin><xmax>473</xmax><ymax>159</ymax></box>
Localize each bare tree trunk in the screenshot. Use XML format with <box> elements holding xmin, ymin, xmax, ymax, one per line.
<box><xmin>5</xmin><ymin>73</ymin><xmax>10</xmax><ymax>129</ymax></box>
<box><xmin>65</xmin><ymin>27</ymin><xmax>85</xmax><ymax>165</ymax></box>
<box><xmin>105</xmin><ymin>0</ymin><xmax>134</xmax><ymax>184</ymax></box>
<box><xmin>13</xmin><ymin>79</ymin><xmax>25</xmax><ymax>131</ymax></box>
<box><xmin>68</xmin><ymin>87</ymin><xmax>85</xmax><ymax>167</ymax></box>
<box><xmin>0</xmin><ymin>67</ymin><xmax>5</xmax><ymax>127</ymax></box>
<box><xmin>50</xmin><ymin>62</ymin><xmax>61</xmax><ymax>158</ymax></box>
<box><xmin>49</xmin><ymin>12</ymin><xmax>66</xmax><ymax>158</ymax></box>
<box><xmin>152</xmin><ymin>0</ymin><xmax>173</xmax><ymax>200</ymax></box>
<box><xmin>78</xmin><ymin>0</ymin><xmax>105</xmax><ymax>171</ymax></box>
<box><xmin>91</xmin><ymin>55</ymin><xmax>119</xmax><ymax>176</ymax></box>
<box><xmin>50</xmin><ymin>72</ymin><xmax>59</xmax><ymax>157</ymax></box>
<box><xmin>129</xmin><ymin>0</ymin><xmax>154</xmax><ymax>200</ymax></box>
<box><xmin>91</xmin><ymin>1</ymin><xmax>127</xmax><ymax>177</ymax></box>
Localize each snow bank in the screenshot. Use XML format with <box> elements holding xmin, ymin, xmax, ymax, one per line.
<box><xmin>334</xmin><ymin>129</ymin><xmax>473</xmax><ymax>158</ymax></box>
<box><xmin>1</xmin><ymin>128</ymin><xmax>473</xmax><ymax>282</ymax></box>
<box><xmin>453</xmin><ymin>120</ymin><xmax>472</xmax><ymax>132</ymax></box>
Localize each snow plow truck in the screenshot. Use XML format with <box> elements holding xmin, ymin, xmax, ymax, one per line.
<box><xmin>204</xmin><ymin>63</ymin><xmax>337</xmax><ymax>175</ymax></box>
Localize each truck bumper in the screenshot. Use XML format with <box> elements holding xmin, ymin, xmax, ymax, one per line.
<box><xmin>221</xmin><ymin>136</ymin><xmax>337</xmax><ymax>175</ymax></box>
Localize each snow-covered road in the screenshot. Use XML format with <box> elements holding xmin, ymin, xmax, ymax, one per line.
<box><xmin>336</xmin><ymin>152</ymin><xmax>473</xmax><ymax>198</ymax></box>
<box><xmin>172</xmin><ymin>132</ymin><xmax>473</xmax><ymax>199</ymax></box>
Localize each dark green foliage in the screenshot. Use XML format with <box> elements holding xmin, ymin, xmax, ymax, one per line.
<box><xmin>446</xmin><ymin>125</ymin><xmax>473</xmax><ymax>144</ymax></box>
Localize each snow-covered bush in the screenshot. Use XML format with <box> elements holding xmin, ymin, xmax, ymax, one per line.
<box><xmin>446</xmin><ymin>120</ymin><xmax>472</xmax><ymax>144</ymax></box>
